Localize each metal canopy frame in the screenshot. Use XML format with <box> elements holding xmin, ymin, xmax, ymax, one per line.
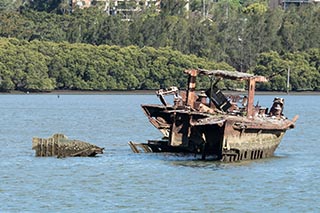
<box><xmin>184</xmin><ymin>69</ymin><xmax>268</xmax><ymax>117</ymax></box>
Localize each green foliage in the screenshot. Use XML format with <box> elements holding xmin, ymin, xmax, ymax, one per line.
<box><xmin>0</xmin><ymin>38</ymin><xmax>55</xmax><ymax>91</ymax></box>
<box><xmin>25</xmin><ymin>0</ymin><xmax>63</xmax><ymax>13</ymax></box>
<box><xmin>0</xmin><ymin>37</ymin><xmax>317</xmax><ymax>92</ymax></box>
<box><xmin>278</xmin><ymin>5</ymin><xmax>320</xmax><ymax>52</ymax></box>
<box><xmin>160</xmin><ymin>0</ymin><xmax>189</xmax><ymax>17</ymax></box>
<box><xmin>242</xmin><ymin>3</ymin><xmax>267</xmax><ymax>15</ymax></box>
<box><xmin>0</xmin><ymin>0</ymin><xmax>23</xmax><ymax>12</ymax></box>
<box><xmin>253</xmin><ymin>50</ymin><xmax>320</xmax><ymax>91</ymax></box>
<box><xmin>0</xmin><ymin>3</ymin><xmax>319</xmax><ymax>91</ymax></box>
<box><xmin>0</xmin><ymin>38</ymin><xmax>229</xmax><ymax>92</ymax></box>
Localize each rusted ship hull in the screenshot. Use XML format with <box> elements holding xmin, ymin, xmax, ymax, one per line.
<box><xmin>131</xmin><ymin>132</ymin><xmax>284</xmax><ymax>162</ymax></box>
<box><xmin>220</xmin><ymin>120</ymin><xmax>286</xmax><ymax>161</ymax></box>
<box><xmin>132</xmin><ymin>105</ymin><xmax>293</xmax><ymax>162</ymax></box>
<box><xmin>129</xmin><ymin>69</ymin><xmax>297</xmax><ymax>162</ymax></box>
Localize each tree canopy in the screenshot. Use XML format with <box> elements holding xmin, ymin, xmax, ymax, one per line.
<box><xmin>0</xmin><ymin>2</ymin><xmax>319</xmax><ymax>92</ymax></box>
<box><xmin>0</xmin><ymin>38</ymin><xmax>235</xmax><ymax>92</ymax></box>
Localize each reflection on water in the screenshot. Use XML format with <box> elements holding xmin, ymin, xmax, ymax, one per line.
<box><xmin>168</xmin><ymin>154</ymin><xmax>287</xmax><ymax>169</ymax></box>
<box><xmin>171</xmin><ymin>160</ymin><xmax>228</xmax><ymax>170</ymax></box>
<box><xmin>0</xmin><ymin>94</ymin><xmax>319</xmax><ymax>212</ymax></box>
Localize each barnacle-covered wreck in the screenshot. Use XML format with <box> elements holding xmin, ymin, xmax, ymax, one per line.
<box><xmin>32</xmin><ymin>133</ymin><xmax>104</xmax><ymax>158</ymax></box>
<box><xmin>129</xmin><ymin>69</ymin><xmax>298</xmax><ymax>162</ymax></box>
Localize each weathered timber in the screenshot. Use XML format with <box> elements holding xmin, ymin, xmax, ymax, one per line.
<box><xmin>32</xmin><ymin>133</ymin><xmax>104</xmax><ymax>157</ymax></box>
<box><xmin>128</xmin><ymin>141</ymin><xmax>153</xmax><ymax>153</ymax></box>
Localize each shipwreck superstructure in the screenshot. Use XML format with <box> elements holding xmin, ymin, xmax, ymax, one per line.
<box><xmin>129</xmin><ymin>69</ymin><xmax>298</xmax><ymax>162</ymax></box>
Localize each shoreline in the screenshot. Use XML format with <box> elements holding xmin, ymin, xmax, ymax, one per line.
<box><xmin>1</xmin><ymin>90</ymin><xmax>319</xmax><ymax>95</ymax></box>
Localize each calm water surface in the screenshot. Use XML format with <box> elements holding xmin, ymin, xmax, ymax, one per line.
<box><xmin>0</xmin><ymin>94</ymin><xmax>319</xmax><ymax>212</ymax></box>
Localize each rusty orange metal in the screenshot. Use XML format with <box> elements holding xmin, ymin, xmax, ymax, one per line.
<box><xmin>129</xmin><ymin>69</ymin><xmax>297</xmax><ymax>162</ymax></box>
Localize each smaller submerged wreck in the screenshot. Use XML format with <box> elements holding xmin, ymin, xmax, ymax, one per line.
<box><xmin>32</xmin><ymin>133</ymin><xmax>103</xmax><ymax>157</ymax></box>
<box><xmin>129</xmin><ymin>69</ymin><xmax>298</xmax><ymax>162</ymax></box>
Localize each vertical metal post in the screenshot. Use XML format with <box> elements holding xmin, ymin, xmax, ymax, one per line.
<box><xmin>186</xmin><ymin>69</ymin><xmax>198</xmax><ymax>107</ymax></box>
<box><xmin>247</xmin><ymin>78</ymin><xmax>256</xmax><ymax>118</ymax></box>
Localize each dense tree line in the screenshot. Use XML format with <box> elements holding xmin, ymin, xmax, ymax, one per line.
<box><xmin>0</xmin><ymin>38</ymin><xmax>234</xmax><ymax>92</ymax></box>
<box><xmin>0</xmin><ymin>1</ymin><xmax>319</xmax><ymax>91</ymax></box>
<box><xmin>0</xmin><ymin>38</ymin><xmax>318</xmax><ymax>92</ymax></box>
<box><xmin>254</xmin><ymin>49</ymin><xmax>320</xmax><ymax>91</ymax></box>
<box><xmin>1</xmin><ymin>2</ymin><xmax>319</xmax><ymax>69</ymax></box>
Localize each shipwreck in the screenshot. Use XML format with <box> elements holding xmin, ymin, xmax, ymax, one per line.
<box><xmin>129</xmin><ymin>69</ymin><xmax>298</xmax><ymax>162</ymax></box>
<box><xmin>32</xmin><ymin>133</ymin><xmax>104</xmax><ymax>157</ymax></box>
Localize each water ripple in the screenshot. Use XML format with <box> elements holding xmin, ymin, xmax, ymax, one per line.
<box><xmin>0</xmin><ymin>94</ymin><xmax>319</xmax><ymax>212</ymax></box>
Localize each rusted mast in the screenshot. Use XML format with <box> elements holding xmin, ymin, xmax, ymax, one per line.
<box><xmin>185</xmin><ymin>69</ymin><xmax>199</xmax><ymax>107</ymax></box>
<box><xmin>247</xmin><ymin>78</ymin><xmax>256</xmax><ymax>118</ymax></box>
<box><xmin>247</xmin><ymin>76</ymin><xmax>268</xmax><ymax>117</ymax></box>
